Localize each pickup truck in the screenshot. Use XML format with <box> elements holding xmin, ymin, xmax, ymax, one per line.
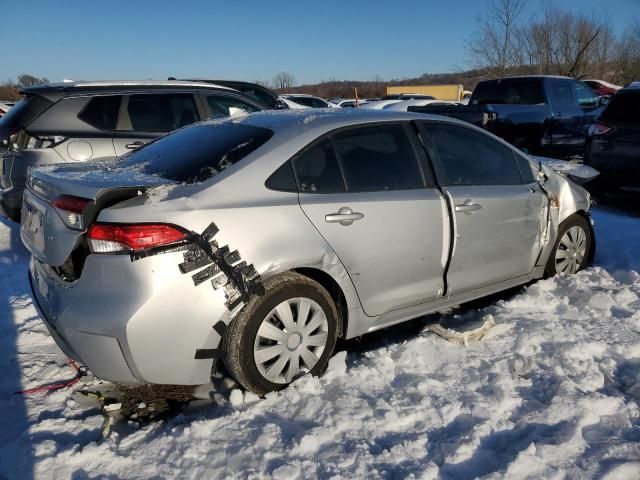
<box><xmin>410</xmin><ymin>76</ymin><xmax>605</xmax><ymax>158</ymax></box>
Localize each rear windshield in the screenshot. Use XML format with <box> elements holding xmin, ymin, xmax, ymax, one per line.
<box><xmin>471</xmin><ymin>79</ymin><xmax>546</xmax><ymax>105</ymax></box>
<box><xmin>118</xmin><ymin>122</ymin><xmax>273</xmax><ymax>183</ymax></box>
<box><xmin>0</xmin><ymin>94</ymin><xmax>53</xmax><ymax>135</ymax></box>
<box><xmin>600</xmin><ymin>91</ymin><xmax>640</xmax><ymax>127</ymax></box>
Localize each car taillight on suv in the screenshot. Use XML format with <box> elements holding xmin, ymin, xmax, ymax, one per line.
<box><xmin>87</xmin><ymin>223</ymin><xmax>188</xmax><ymax>254</ymax></box>
<box><xmin>588</xmin><ymin>121</ymin><xmax>613</xmax><ymax>137</ymax></box>
<box><xmin>53</xmin><ymin>195</ymin><xmax>92</xmax><ymax>230</ymax></box>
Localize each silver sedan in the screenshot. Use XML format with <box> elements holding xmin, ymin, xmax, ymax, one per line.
<box><xmin>21</xmin><ymin>109</ymin><xmax>595</xmax><ymax>395</ymax></box>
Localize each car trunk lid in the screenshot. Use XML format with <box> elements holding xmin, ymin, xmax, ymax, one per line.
<box><xmin>21</xmin><ymin>162</ymin><xmax>176</xmax><ymax>267</ymax></box>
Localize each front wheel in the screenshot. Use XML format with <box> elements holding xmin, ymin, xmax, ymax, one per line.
<box><xmin>220</xmin><ymin>272</ymin><xmax>338</xmax><ymax>396</ymax></box>
<box><xmin>545</xmin><ymin>214</ymin><xmax>593</xmax><ymax>277</ymax></box>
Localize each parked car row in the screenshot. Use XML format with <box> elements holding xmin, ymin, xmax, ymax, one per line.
<box><xmin>0</xmin><ymin>80</ymin><xmax>267</xmax><ymax>220</ymax></box>
<box><xmin>414</xmin><ymin>75</ymin><xmax>606</xmax><ymax>158</ymax></box>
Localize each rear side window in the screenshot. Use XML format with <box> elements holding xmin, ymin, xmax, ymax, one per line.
<box><xmin>78</xmin><ymin>95</ymin><xmax>122</xmax><ymax>130</ymax></box>
<box><xmin>426</xmin><ymin>123</ymin><xmax>523</xmax><ymax>186</ymax></box>
<box><xmin>0</xmin><ymin>94</ymin><xmax>53</xmax><ymax>133</ymax></box>
<box><xmin>331</xmin><ymin>124</ymin><xmax>423</xmax><ymax>192</ymax></box>
<box><xmin>293</xmin><ymin>139</ymin><xmax>345</xmax><ymax>193</ymax></box>
<box><xmin>235</xmin><ymin>87</ymin><xmax>277</xmax><ymax>109</ymax></box>
<box><xmin>471</xmin><ymin>79</ymin><xmax>545</xmax><ymax>105</ymax></box>
<box><xmin>205</xmin><ymin>95</ymin><xmax>260</xmax><ymax>119</ymax></box>
<box><xmin>600</xmin><ymin>91</ymin><xmax>640</xmax><ymax>127</ymax></box>
<box><xmin>118</xmin><ymin>122</ymin><xmax>273</xmax><ymax>183</ymax></box>
<box><xmin>126</xmin><ymin>94</ymin><xmax>199</xmax><ymax>132</ymax></box>
<box><xmin>547</xmin><ymin>79</ymin><xmax>575</xmax><ymax>111</ymax></box>
<box><xmin>289</xmin><ymin>97</ymin><xmax>329</xmax><ymax>108</ymax></box>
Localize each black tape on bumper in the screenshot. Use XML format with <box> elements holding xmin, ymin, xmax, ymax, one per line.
<box><xmin>180</xmin><ymin>222</ymin><xmax>264</xmax><ymax>310</ymax></box>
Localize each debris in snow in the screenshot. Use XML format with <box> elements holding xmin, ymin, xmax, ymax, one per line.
<box><xmin>229</xmin><ymin>389</ymin><xmax>244</xmax><ymax>406</ymax></box>
<box><xmin>423</xmin><ymin>314</ymin><xmax>497</xmax><ymax>346</ymax></box>
<box><xmin>103</xmin><ymin>403</ymin><xmax>122</xmax><ymax>412</ymax></box>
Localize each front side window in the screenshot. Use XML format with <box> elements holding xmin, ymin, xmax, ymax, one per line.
<box><xmin>78</xmin><ymin>95</ymin><xmax>122</xmax><ymax>130</ymax></box>
<box><xmin>331</xmin><ymin>124</ymin><xmax>423</xmax><ymax>192</ymax></box>
<box><xmin>425</xmin><ymin>123</ymin><xmax>523</xmax><ymax>186</ymax></box>
<box><xmin>572</xmin><ymin>81</ymin><xmax>599</xmax><ymax>108</ymax></box>
<box><xmin>206</xmin><ymin>95</ymin><xmax>260</xmax><ymax>119</ymax></box>
<box><xmin>126</xmin><ymin>93</ymin><xmax>199</xmax><ymax>132</ymax></box>
<box><xmin>292</xmin><ymin>139</ymin><xmax>345</xmax><ymax>193</ymax></box>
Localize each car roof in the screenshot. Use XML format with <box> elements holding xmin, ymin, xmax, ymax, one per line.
<box><xmin>622</xmin><ymin>81</ymin><xmax>640</xmax><ymax>91</ymax></box>
<box><xmin>233</xmin><ymin>108</ymin><xmax>461</xmax><ymax>136</ymax></box>
<box><xmin>20</xmin><ymin>80</ymin><xmax>235</xmax><ymax>98</ymax></box>
<box><xmin>479</xmin><ymin>75</ymin><xmax>575</xmax><ymax>82</ymax></box>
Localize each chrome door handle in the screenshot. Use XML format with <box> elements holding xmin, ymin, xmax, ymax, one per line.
<box><xmin>125</xmin><ymin>141</ymin><xmax>145</xmax><ymax>149</ymax></box>
<box><xmin>325</xmin><ymin>207</ymin><xmax>364</xmax><ymax>226</ymax></box>
<box><xmin>455</xmin><ymin>199</ymin><xmax>482</xmax><ymax>214</ymax></box>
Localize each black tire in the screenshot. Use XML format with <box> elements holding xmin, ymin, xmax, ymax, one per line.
<box><xmin>544</xmin><ymin>214</ymin><xmax>593</xmax><ymax>277</ymax></box>
<box><xmin>220</xmin><ymin>271</ymin><xmax>338</xmax><ymax>396</ymax></box>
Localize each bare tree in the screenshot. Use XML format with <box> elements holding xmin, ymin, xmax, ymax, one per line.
<box><xmin>518</xmin><ymin>4</ymin><xmax>613</xmax><ymax>78</ymax></box>
<box><xmin>466</xmin><ymin>0</ymin><xmax>527</xmax><ymax>77</ymax></box>
<box><xmin>272</xmin><ymin>72</ymin><xmax>295</xmax><ymax>92</ymax></box>
<box><xmin>613</xmin><ymin>19</ymin><xmax>640</xmax><ymax>85</ymax></box>
<box><xmin>16</xmin><ymin>74</ymin><xmax>49</xmax><ymax>87</ymax></box>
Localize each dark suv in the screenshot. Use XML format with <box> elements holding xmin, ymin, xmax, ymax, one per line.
<box><xmin>584</xmin><ymin>82</ymin><xmax>640</xmax><ymax>194</ymax></box>
<box><xmin>0</xmin><ymin>80</ymin><xmax>263</xmax><ymax>220</ymax></box>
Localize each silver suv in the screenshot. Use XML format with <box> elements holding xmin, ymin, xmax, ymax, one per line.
<box><xmin>0</xmin><ymin>80</ymin><xmax>263</xmax><ymax>220</ymax></box>
<box><xmin>21</xmin><ymin>109</ymin><xmax>594</xmax><ymax>395</ymax></box>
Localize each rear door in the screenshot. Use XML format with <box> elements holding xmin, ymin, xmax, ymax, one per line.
<box><xmin>419</xmin><ymin>121</ymin><xmax>545</xmax><ymax>295</ymax></box>
<box><xmin>546</xmin><ymin>78</ymin><xmax>585</xmax><ymax>156</ymax></box>
<box><xmin>296</xmin><ymin>122</ymin><xmax>448</xmax><ymax>317</ymax></box>
<box><xmin>113</xmin><ymin>93</ymin><xmax>201</xmax><ymax>156</ymax></box>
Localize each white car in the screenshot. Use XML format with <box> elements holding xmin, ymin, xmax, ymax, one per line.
<box><xmin>280</xmin><ymin>94</ymin><xmax>338</xmax><ymax>109</ymax></box>
<box><xmin>383</xmin><ymin>99</ymin><xmax>463</xmax><ymax>112</ymax></box>
<box><xmin>359</xmin><ymin>99</ymin><xmax>405</xmax><ymax>110</ymax></box>
<box><xmin>333</xmin><ymin>99</ymin><xmax>368</xmax><ymax>108</ymax></box>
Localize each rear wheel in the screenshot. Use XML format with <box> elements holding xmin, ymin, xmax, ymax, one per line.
<box><xmin>545</xmin><ymin>214</ymin><xmax>593</xmax><ymax>277</ymax></box>
<box><xmin>220</xmin><ymin>272</ymin><xmax>338</xmax><ymax>395</ymax></box>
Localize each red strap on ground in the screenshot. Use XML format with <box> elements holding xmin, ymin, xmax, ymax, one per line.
<box><xmin>14</xmin><ymin>359</ymin><xmax>87</xmax><ymax>395</ymax></box>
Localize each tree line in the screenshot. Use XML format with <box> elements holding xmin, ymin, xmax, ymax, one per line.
<box><xmin>468</xmin><ymin>0</ymin><xmax>639</xmax><ymax>83</ymax></box>
<box><xmin>0</xmin><ymin>74</ymin><xmax>50</xmax><ymax>100</ymax></box>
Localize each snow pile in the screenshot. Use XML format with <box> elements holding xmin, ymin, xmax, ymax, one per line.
<box><xmin>0</xmin><ymin>208</ymin><xmax>639</xmax><ymax>479</ymax></box>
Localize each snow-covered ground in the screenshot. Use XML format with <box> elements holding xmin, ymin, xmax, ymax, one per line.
<box><xmin>1</xmin><ymin>206</ymin><xmax>640</xmax><ymax>479</ymax></box>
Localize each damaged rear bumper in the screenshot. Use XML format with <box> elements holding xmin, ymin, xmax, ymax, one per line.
<box><xmin>27</xmin><ymin>250</ymin><xmax>229</xmax><ymax>385</ymax></box>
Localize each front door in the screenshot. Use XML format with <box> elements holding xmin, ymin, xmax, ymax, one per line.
<box><xmin>420</xmin><ymin>121</ymin><xmax>545</xmax><ymax>294</ymax></box>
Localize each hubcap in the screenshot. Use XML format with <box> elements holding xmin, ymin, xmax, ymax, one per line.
<box><xmin>253</xmin><ymin>297</ymin><xmax>329</xmax><ymax>384</ymax></box>
<box><xmin>555</xmin><ymin>226</ymin><xmax>587</xmax><ymax>274</ymax></box>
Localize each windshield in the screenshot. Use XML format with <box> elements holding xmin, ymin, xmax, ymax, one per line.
<box><xmin>118</xmin><ymin>122</ymin><xmax>273</xmax><ymax>183</ymax></box>
<box><xmin>471</xmin><ymin>79</ymin><xmax>546</xmax><ymax>105</ymax></box>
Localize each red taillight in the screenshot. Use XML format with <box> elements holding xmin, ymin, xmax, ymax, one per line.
<box><xmin>87</xmin><ymin>223</ymin><xmax>187</xmax><ymax>253</ymax></box>
<box><xmin>53</xmin><ymin>195</ymin><xmax>91</xmax><ymax>214</ymax></box>
<box><xmin>588</xmin><ymin>121</ymin><xmax>612</xmax><ymax>137</ymax></box>
<box><xmin>53</xmin><ymin>195</ymin><xmax>91</xmax><ymax>230</ymax></box>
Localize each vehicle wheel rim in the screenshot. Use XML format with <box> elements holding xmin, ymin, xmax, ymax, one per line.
<box><xmin>253</xmin><ymin>297</ymin><xmax>329</xmax><ymax>384</ymax></box>
<box><xmin>555</xmin><ymin>226</ymin><xmax>587</xmax><ymax>274</ymax></box>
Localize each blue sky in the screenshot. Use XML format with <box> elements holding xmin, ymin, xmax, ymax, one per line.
<box><xmin>2</xmin><ymin>0</ymin><xmax>638</xmax><ymax>85</ymax></box>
